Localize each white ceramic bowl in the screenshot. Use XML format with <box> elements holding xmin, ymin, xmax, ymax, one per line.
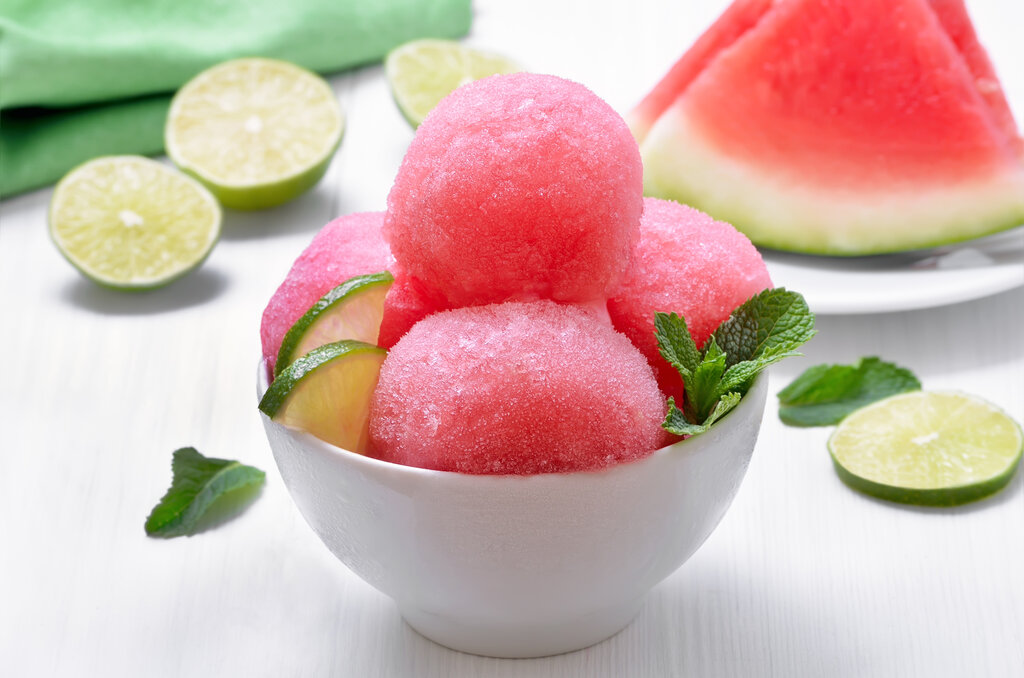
<box><xmin>258</xmin><ymin>365</ymin><xmax>767</xmax><ymax>658</ymax></box>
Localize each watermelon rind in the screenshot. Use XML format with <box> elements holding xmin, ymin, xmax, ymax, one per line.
<box><xmin>641</xmin><ymin>113</ymin><xmax>1024</xmax><ymax>256</ymax></box>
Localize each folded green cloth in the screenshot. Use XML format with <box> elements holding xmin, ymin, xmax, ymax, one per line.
<box><xmin>0</xmin><ymin>0</ymin><xmax>472</xmax><ymax>198</ymax></box>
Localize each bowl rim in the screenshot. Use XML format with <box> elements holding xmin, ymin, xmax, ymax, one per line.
<box><xmin>258</xmin><ymin>359</ymin><xmax>766</xmax><ymax>483</ymax></box>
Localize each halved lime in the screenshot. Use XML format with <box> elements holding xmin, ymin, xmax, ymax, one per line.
<box><xmin>49</xmin><ymin>156</ymin><xmax>221</xmax><ymax>289</ymax></box>
<box><xmin>166</xmin><ymin>58</ymin><xmax>344</xmax><ymax>210</ymax></box>
<box><xmin>259</xmin><ymin>340</ymin><xmax>386</xmax><ymax>453</ymax></box>
<box><xmin>275</xmin><ymin>271</ymin><xmax>394</xmax><ymax>376</ymax></box>
<box><xmin>385</xmin><ymin>39</ymin><xmax>520</xmax><ymax>128</ymax></box>
<box><xmin>828</xmin><ymin>391</ymin><xmax>1023</xmax><ymax>506</ymax></box>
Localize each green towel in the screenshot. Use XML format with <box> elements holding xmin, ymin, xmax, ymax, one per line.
<box><xmin>0</xmin><ymin>0</ymin><xmax>472</xmax><ymax>198</ymax></box>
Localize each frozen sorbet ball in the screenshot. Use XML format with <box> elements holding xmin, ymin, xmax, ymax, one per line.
<box><xmin>369</xmin><ymin>301</ymin><xmax>666</xmax><ymax>475</ymax></box>
<box><xmin>608</xmin><ymin>198</ymin><xmax>772</xmax><ymax>397</ymax></box>
<box><xmin>260</xmin><ymin>212</ymin><xmax>392</xmax><ymax>373</ymax></box>
<box><xmin>384</xmin><ymin>72</ymin><xmax>643</xmax><ymax>307</ymax></box>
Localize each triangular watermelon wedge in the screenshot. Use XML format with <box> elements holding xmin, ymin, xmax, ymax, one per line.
<box><xmin>632</xmin><ymin>0</ymin><xmax>1024</xmax><ymax>255</ymax></box>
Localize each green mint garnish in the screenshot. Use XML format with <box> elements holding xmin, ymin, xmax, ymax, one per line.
<box><xmin>712</xmin><ymin>286</ymin><xmax>818</xmax><ymax>370</ymax></box>
<box><xmin>777</xmin><ymin>357</ymin><xmax>921</xmax><ymax>427</ymax></box>
<box><xmin>655</xmin><ymin>310</ymin><xmax>701</xmax><ymax>375</ymax></box>
<box><xmin>145</xmin><ymin>447</ymin><xmax>265</xmax><ymax>538</ymax></box>
<box><xmin>656</xmin><ymin>288</ymin><xmax>816</xmax><ymax>436</ymax></box>
<box><xmin>664</xmin><ymin>392</ymin><xmax>742</xmax><ymax>436</ymax></box>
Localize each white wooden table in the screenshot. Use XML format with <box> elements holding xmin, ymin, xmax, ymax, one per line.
<box><xmin>2</xmin><ymin>1</ymin><xmax>1022</xmax><ymax>675</ymax></box>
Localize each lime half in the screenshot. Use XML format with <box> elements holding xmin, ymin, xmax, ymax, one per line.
<box><xmin>828</xmin><ymin>391</ymin><xmax>1023</xmax><ymax>506</ymax></box>
<box><xmin>260</xmin><ymin>340</ymin><xmax>386</xmax><ymax>454</ymax></box>
<box><xmin>49</xmin><ymin>156</ymin><xmax>221</xmax><ymax>289</ymax></box>
<box><xmin>275</xmin><ymin>271</ymin><xmax>394</xmax><ymax>376</ymax></box>
<box><xmin>385</xmin><ymin>39</ymin><xmax>520</xmax><ymax>128</ymax></box>
<box><xmin>166</xmin><ymin>58</ymin><xmax>344</xmax><ymax>209</ymax></box>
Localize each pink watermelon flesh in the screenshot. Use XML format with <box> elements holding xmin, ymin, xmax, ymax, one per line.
<box><xmin>927</xmin><ymin>0</ymin><xmax>1022</xmax><ymax>155</ymax></box>
<box><xmin>608</xmin><ymin>198</ymin><xmax>772</xmax><ymax>400</ymax></box>
<box><xmin>682</xmin><ymin>0</ymin><xmax>1020</xmax><ymax>189</ymax></box>
<box><xmin>385</xmin><ymin>72</ymin><xmax>643</xmax><ymax>308</ymax></box>
<box><xmin>260</xmin><ymin>212</ymin><xmax>393</xmax><ymax>374</ymax></box>
<box><xmin>637</xmin><ymin>0</ymin><xmax>1022</xmax><ymax>174</ymax></box>
<box><xmin>629</xmin><ymin>0</ymin><xmax>774</xmax><ymax>142</ymax></box>
<box><xmin>369</xmin><ymin>300</ymin><xmax>667</xmax><ymax>475</ymax></box>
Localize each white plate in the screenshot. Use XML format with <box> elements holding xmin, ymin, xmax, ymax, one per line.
<box><xmin>762</xmin><ymin>228</ymin><xmax>1024</xmax><ymax>315</ymax></box>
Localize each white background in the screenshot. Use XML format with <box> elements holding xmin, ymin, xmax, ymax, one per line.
<box><xmin>2</xmin><ymin>0</ymin><xmax>1022</xmax><ymax>676</ymax></box>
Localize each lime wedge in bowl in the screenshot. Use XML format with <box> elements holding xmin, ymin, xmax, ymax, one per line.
<box><xmin>275</xmin><ymin>272</ymin><xmax>394</xmax><ymax>376</ymax></box>
<box><xmin>166</xmin><ymin>58</ymin><xmax>344</xmax><ymax>209</ymax></box>
<box><xmin>385</xmin><ymin>39</ymin><xmax>520</xmax><ymax>128</ymax></box>
<box><xmin>828</xmin><ymin>390</ymin><xmax>1023</xmax><ymax>506</ymax></box>
<box><xmin>259</xmin><ymin>340</ymin><xmax>386</xmax><ymax>454</ymax></box>
<box><xmin>49</xmin><ymin>156</ymin><xmax>221</xmax><ymax>290</ymax></box>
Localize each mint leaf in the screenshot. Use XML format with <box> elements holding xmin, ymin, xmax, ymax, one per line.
<box><xmin>778</xmin><ymin>363</ymin><xmax>864</xmax><ymax>403</ymax></box>
<box><xmin>716</xmin><ymin>346</ymin><xmax>804</xmax><ymax>396</ymax></box>
<box><xmin>145</xmin><ymin>447</ymin><xmax>265</xmax><ymax>538</ymax></box>
<box><xmin>655</xmin><ymin>312</ymin><xmax>701</xmax><ymax>377</ymax></box>
<box><xmin>664</xmin><ymin>398</ymin><xmax>700</xmax><ymax>435</ymax></box>
<box><xmin>684</xmin><ymin>336</ymin><xmax>728</xmax><ymax>422</ymax></box>
<box><xmin>712</xmin><ymin>288</ymin><xmax>816</xmax><ymax>398</ymax></box>
<box><xmin>654</xmin><ymin>288</ymin><xmax>816</xmax><ymax>438</ymax></box>
<box><xmin>713</xmin><ymin>288</ymin><xmax>816</xmax><ymax>368</ymax></box>
<box><xmin>778</xmin><ymin>357</ymin><xmax>921</xmax><ymax>426</ymax></box>
<box><xmin>664</xmin><ymin>392</ymin><xmax>742</xmax><ymax>436</ymax></box>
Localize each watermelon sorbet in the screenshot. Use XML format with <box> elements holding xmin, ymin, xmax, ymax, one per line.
<box><xmin>384</xmin><ymin>72</ymin><xmax>643</xmax><ymax>308</ymax></box>
<box><xmin>368</xmin><ymin>301</ymin><xmax>667</xmax><ymax>475</ymax></box>
<box><xmin>609</xmin><ymin>198</ymin><xmax>772</xmax><ymax>398</ymax></box>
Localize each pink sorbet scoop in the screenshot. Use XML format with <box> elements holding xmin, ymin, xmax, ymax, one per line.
<box><xmin>369</xmin><ymin>300</ymin><xmax>667</xmax><ymax>474</ymax></box>
<box><xmin>608</xmin><ymin>198</ymin><xmax>772</xmax><ymax>398</ymax></box>
<box><xmin>384</xmin><ymin>72</ymin><xmax>643</xmax><ymax>308</ymax></box>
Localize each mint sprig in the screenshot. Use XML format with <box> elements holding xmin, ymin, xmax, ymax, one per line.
<box><xmin>777</xmin><ymin>357</ymin><xmax>921</xmax><ymax>426</ymax></box>
<box><xmin>145</xmin><ymin>447</ymin><xmax>265</xmax><ymax>538</ymax></box>
<box><xmin>656</xmin><ymin>288</ymin><xmax>816</xmax><ymax>436</ymax></box>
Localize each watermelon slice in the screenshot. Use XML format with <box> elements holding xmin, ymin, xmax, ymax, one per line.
<box><xmin>629</xmin><ymin>0</ymin><xmax>774</xmax><ymax>143</ymax></box>
<box><xmin>632</xmin><ymin>0</ymin><xmax>1024</xmax><ymax>255</ymax></box>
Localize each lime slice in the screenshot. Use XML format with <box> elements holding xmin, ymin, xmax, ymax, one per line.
<box><xmin>259</xmin><ymin>340</ymin><xmax>386</xmax><ymax>453</ymax></box>
<box><xmin>385</xmin><ymin>39</ymin><xmax>520</xmax><ymax>128</ymax></box>
<box><xmin>166</xmin><ymin>58</ymin><xmax>344</xmax><ymax>210</ymax></box>
<box><xmin>828</xmin><ymin>391</ymin><xmax>1023</xmax><ymax>506</ymax></box>
<box><xmin>49</xmin><ymin>156</ymin><xmax>221</xmax><ymax>289</ymax></box>
<box><xmin>275</xmin><ymin>271</ymin><xmax>394</xmax><ymax>376</ymax></box>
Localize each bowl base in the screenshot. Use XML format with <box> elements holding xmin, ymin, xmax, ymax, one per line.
<box><xmin>399</xmin><ymin>597</ymin><xmax>645</xmax><ymax>658</ymax></box>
